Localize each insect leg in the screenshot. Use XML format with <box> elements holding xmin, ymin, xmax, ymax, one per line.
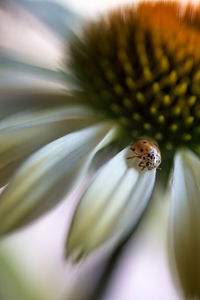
<box><xmin>126</xmin><ymin>155</ymin><xmax>141</xmax><ymax>160</ymax></box>
<box><xmin>138</xmin><ymin>161</ymin><xmax>146</xmax><ymax>170</ymax></box>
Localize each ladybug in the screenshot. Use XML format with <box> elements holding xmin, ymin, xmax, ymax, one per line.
<box><xmin>127</xmin><ymin>139</ymin><xmax>161</xmax><ymax>171</ymax></box>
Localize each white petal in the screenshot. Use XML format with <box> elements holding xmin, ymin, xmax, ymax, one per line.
<box><xmin>67</xmin><ymin>148</ymin><xmax>156</xmax><ymax>259</ymax></box>
<box><xmin>0</xmin><ymin>105</ymin><xmax>95</xmax><ymax>129</ymax></box>
<box><xmin>170</xmin><ymin>150</ymin><xmax>200</xmax><ymax>296</ymax></box>
<box><xmin>13</xmin><ymin>0</ymin><xmax>81</xmax><ymax>39</ymax></box>
<box><xmin>0</xmin><ymin>60</ymin><xmax>75</xmax><ymax>91</ymax></box>
<box><xmin>0</xmin><ymin>92</ymin><xmax>75</xmax><ymax>118</ymax></box>
<box><xmin>0</xmin><ymin>121</ymin><xmax>118</xmax><ymax>234</ymax></box>
<box><xmin>0</xmin><ymin>105</ymin><xmax>96</xmax><ymax>187</ymax></box>
<box><xmin>0</xmin><ymin>52</ymin><xmax>68</xmax><ymax>80</ymax></box>
<box><xmin>0</xmin><ymin>70</ymin><xmax>66</xmax><ymax>91</ymax></box>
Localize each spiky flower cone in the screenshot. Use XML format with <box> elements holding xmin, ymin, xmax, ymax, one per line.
<box><xmin>70</xmin><ymin>2</ymin><xmax>200</xmax><ymax>162</ymax></box>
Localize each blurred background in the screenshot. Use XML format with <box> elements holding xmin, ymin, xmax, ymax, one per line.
<box><xmin>0</xmin><ymin>0</ymin><xmax>197</xmax><ymax>299</ymax></box>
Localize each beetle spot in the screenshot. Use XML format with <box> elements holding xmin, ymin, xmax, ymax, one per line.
<box><xmin>140</xmin><ymin>148</ymin><xmax>143</xmax><ymax>152</ymax></box>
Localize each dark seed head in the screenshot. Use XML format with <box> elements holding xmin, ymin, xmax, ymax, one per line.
<box><xmin>69</xmin><ymin>1</ymin><xmax>200</xmax><ymax>158</ymax></box>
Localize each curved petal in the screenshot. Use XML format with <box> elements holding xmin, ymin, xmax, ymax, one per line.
<box><xmin>170</xmin><ymin>150</ymin><xmax>200</xmax><ymax>297</ymax></box>
<box><xmin>0</xmin><ymin>105</ymin><xmax>97</xmax><ymax>187</ymax></box>
<box><xmin>0</xmin><ymin>105</ymin><xmax>95</xmax><ymax>129</ymax></box>
<box><xmin>1</xmin><ymin>70</ymin><xmax>65</xmax><ymax>91</ymax></box>
<box><xmin>0</xmin><ymin>53</ymin><xmax>73</xmax><ymax>84</ymax></box>
<box><xmin>9</xmin><ymin>0</ymin><xmax>81</xmax><ymax>39</ymax></box>
<box><xmin>67</xmin><ymin>148</ymin><xmax>156</xmax><ymax>260</ymax></box>
<box><xmin>0</xmin><ymin>121</ymin><xmax>118</xmax><ymax>234</ymax></box>
<box><xmin>0</xmin><ymin>92</ymin><xmax>78</xmax><ymax>119</ymax></box>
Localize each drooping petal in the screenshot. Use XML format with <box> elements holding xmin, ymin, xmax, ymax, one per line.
<box><xmin>0</xmin><ymin>121</ymin><xmax>118</xmax><ymax>234</ymax></box>
<box><xmin>170</xmin><ymin>150</ymin><xmax>200</xmax><ymax>297</ymax></box>
<box><xmin>0</xmin><ymin>105</ymin><xmax>97</xmax><ymax>187</ymax></box>
<box><xmin>1</xmin><ymin>55</ymin><xmax>75</xmax><ymax>90</ymax></box>
<box><xmin>67</xmin><ymin>148</ymin><xmax>156</xmax><ymax>260</ymax></box>
<box><xmin>0</xmin><ymin>92</ymin><xmax>77</xmax><ymax>119</ymax></box>
<box><xmin>0</xmin><ymin>105</ymin><xmax>94</xmax><ymax>129</ymax></box>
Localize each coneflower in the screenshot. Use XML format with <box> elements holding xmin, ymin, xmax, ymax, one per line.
<box><xmin>1</xmin><ymin>1</ymin><xmax>200</xmax><ymax>297</ymax></box>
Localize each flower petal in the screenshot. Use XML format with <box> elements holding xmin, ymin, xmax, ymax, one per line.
<box><xmin>0</xmin><ymin>92</ymin><xmax>76</xmax><ymax>119</ymax></box>
<box><xmin>0</xmin><ymin>105</ymin><xmax>95</xmax><ymax>129</ymax></box>
<box><xmin>0</xmin><ymin>105</ymin><xmax>96</xmax><ymax>187</ymax></box>
<box><xmin>170</xmin><ymin>150</ymin><xmax>200</xmax><ymax>297</ymax></box>
<box><xmin>12</xmin><ymin>0</ymin><xmax>80</xmax><ymax>39</ymax></box>
<box><xmin>1</xmin><ymin>56</ymin><xmax>75</xmax><ymax>90</ymax></box>
<box><xmin>0</xmin><ymin>121</ymin><xmax>118</xmax><ymax>234</ymax></box>
<box><xmin>67</xmin><ymin>148</ymin><xmax>156</xmax><ymax>260</ymax></box>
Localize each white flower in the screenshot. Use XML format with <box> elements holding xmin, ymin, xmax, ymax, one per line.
<box><xmin>170</xmin><ymin>150</ymin><xmax>200</xmax><ymax>297</ymax></box>
<box><xmin>1</xmin><ymin>1</ymin><xmax>200</xmax><ymax>297</ymax></box>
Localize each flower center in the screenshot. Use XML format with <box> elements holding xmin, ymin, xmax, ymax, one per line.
<box><xmin>69</xmin><ymin>2</ymin><xmax>200</xmax><ymax>156</ymax></box>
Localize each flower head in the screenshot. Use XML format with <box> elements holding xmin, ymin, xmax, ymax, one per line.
<box><xmin>70</xmin><ymin>2</ymin><xmax>200</xmax><ymax>155</ymax></box>
<box><xmin>2</xmin><ymin>1</ymin><xmax>200</xmax><ymax>297</ymax></box>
